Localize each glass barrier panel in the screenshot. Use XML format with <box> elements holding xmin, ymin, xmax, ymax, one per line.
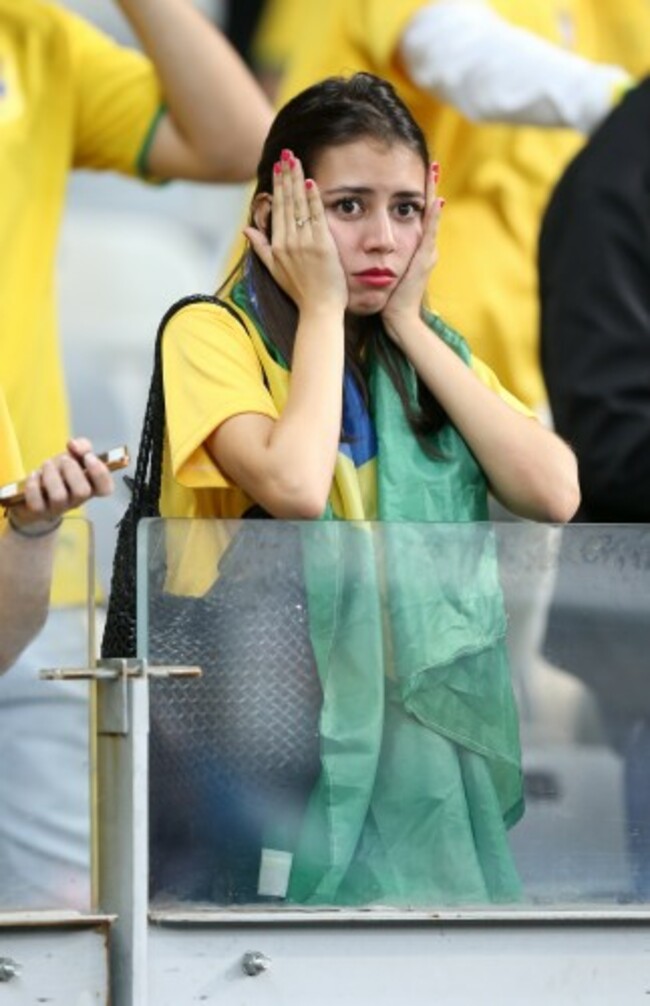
<box><xmin>0</xmin><ymin>516</ymin><xmax>95</xmax><ymax>912</ymax></box>
<box><xmin>139</xmin><ymin>519</ymin><xmax>650</xmax><ymax>913</ymax></box>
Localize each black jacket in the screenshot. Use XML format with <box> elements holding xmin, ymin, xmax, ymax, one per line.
<box><xmin>539</xmin><ymin>77</ymin><xmax>650</xmax><ymax>522</ymax></box>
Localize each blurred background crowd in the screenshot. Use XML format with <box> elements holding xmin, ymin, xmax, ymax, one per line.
<box><xmin>1</xmin><ymin>0</ymin><xmax>649</xmax><ymax>911</ymax></box>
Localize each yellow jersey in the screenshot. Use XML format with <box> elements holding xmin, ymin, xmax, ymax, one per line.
<box><xmin>0</xmin><ymin>386</ymin><xmax>24</xmax><ymax>493</ymax></box>
<box><xmin>161</xmin><ymin>297</ymin><xmax>532</xmax><ymax>520</ymax></box>
<box><xmin>159</xmin><ymin>296</ymin><xmax>533</xmax><ymax>597</ymax></box>
<box><xmin>250</xmin><ymin>0</ymin><xmax>308</xmax><ymax>77</ymax></box>
<box><xmin>0</xmin><ymin>0</ymin><xmax>162</xmax><ymax>602</ymax></box>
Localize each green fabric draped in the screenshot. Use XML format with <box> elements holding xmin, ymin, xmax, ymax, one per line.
<box><xmin>230</xmin><ymin>283</ymin><xmax>523</xmax><ymax>906</ymax></box>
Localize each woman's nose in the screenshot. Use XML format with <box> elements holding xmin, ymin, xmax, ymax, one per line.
<box><xmin>363</xmin><ymin>212</ymin><xmax>396</xmax><ymax>252</ymax></box>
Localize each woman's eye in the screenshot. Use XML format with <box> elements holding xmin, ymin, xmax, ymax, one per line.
<box><xmin>395</xmin><ymin>202</ymin><xmax>423</xmax><ymax>219</ymax></box>
<box><xmin>334</xmin><ymin>197</ymin><xmax>363</xmax><ymax>216</ymax></box>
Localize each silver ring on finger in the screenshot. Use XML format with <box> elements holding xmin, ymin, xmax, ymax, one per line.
<box><xmin>295</xmin><ymin>216</ymin><xmax>312</xmax><ymax>228</ymax></box>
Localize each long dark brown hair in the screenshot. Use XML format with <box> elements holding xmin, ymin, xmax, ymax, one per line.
<box><xmin>220</xmin><ymin>72</ymin><xmax>448</xmax><ymax>445</ymax></box>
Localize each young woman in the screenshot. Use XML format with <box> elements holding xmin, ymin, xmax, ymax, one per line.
<box><xmin>157</xmin><ymin>73</ymin><xmax>580</xmax><ymax>907</ymax></box>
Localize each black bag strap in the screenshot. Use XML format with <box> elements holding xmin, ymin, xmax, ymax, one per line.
<box><xmin>101</xmin><ymin>294</ymin><xmax>251</xmax><ymax>659</ymax></box>
<box><xmin>129</xmin><ymin>293</ymin><xmax>250</xmax><ymax>520</ymax></box>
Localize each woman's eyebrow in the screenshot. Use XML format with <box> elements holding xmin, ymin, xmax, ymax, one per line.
<box><xmin>322</xmin><ymin>185</ymin><xmax>373</xmax><ymax>195</ymax></box>
<box><xmin>323</xmin><ymin>185</ymin><xmax>425</xmax><ymax>198</ymax></box>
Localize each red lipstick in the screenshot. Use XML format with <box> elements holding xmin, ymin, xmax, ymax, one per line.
<box><xmin>354</xmin><ymin>268</ymin><xmax>397</xmax><ymax>288</ymax></box>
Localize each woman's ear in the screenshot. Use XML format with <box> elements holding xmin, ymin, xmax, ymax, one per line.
<box><xmin>252</xmin><ymin>194</ymin><xmax>272</xmax><ymax>236</ymax></box>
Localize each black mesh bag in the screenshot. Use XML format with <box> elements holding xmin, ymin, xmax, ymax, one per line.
<box><xmin>101</xmin><ymin>296</ymin><xmax>323</xmax><ymax>904</ymax></box>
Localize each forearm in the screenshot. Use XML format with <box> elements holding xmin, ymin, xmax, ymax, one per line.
<box><xmin>0</xmin><ymin>525</ymin><xmax>56</xmax><ymax>673</ymax></box>
<box><xmin>389</xmin><ymin>316</ymin><xmax>580</xmax><ymax>522</ymax></box>
<box><xmin>117</xmin><ymin>0</ymin><xmax>272</xmax><ymax>180</ymax></box>
<box><xmin>400</xmin><ymin>1</ymin><xmax>631</xmax><ymax>133</ymax></box>
<box><xmin>268</xmin><ymin>308</ymin><xmax>344</xmax><ymax>511</ymax></box>
<box><xmin>211</xmin><ymin>305</ymin><xmax>345</xmax><ymax>518</ymax></box>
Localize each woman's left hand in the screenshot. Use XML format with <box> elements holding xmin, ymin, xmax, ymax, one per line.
<box><xmin>382</xmin><ymin>162</ymin><xmax>444</xmax><ymax>340</ymax></box>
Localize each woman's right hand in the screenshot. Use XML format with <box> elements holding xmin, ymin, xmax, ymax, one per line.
<box><xmin>244</xmin><ymin>150</ymin><xmax>348</xmax><ymax>314</ymax></box>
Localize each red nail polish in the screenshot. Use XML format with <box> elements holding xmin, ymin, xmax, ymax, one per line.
<box><xmin>305</xmin><ymin>178</ymin><xmax>314</xmax><ymax>190</ymax></box>
<box><xmin>281</xmin><ymin>148</ymin><xmax>292</xmax><ymax>161</ymax></box>
<box><xmin>431</xmin><ymin>161</ymin><xmax>440</xmax><ymax>181</ymax></box>
<box><xmin>273</xmin><ymin>162</ymin><xmax>282</xmax><ymax>175</ymax></box>
<box><xmin>439</xmin><ymin>197</ymin><xmax>446</xmax><ymax>208</ymax></box>
<box><xmin>289</xmin><ymin>157</ymin><xmax>296</xmax><ymax>169</ymax></box>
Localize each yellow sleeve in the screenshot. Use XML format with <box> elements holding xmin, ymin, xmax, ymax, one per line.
<box><xmin>0</xmin><ymin>387</ymin><xmax>24</xmax><ymax>487</ymax></box>
<box><xmin>53</xmin><ymin>6</ymin><xmax>163</xmax><ymax>176</ymax></box>
<box><xmin>351</xmin><ymin>0</ymin><xmax>433</xmax><ymax>70</ymax></box>
<box><xmin>251</xmin><ymin>0</ymin><xmax>307</xmax><ymax>72</ymax></box>
<box><xmin>470</xmin><ymin>354</ymin><xmax>536</xmax><ymax>418</ymax></box>
<box><xmin>162</xmin><ymin>302</ymin><xmax>278</xmax><ymax>489</ymax></box>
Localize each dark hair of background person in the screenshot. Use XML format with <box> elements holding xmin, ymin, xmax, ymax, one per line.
<box><xmin>220</xmin><ymin>73</ymin><xmax>450</xmax><ymax>449</ymax></box>
<box><xmin>223</xmin><ymin>0</ymin><xmax>267</xmax><ymax>64</ymax></box>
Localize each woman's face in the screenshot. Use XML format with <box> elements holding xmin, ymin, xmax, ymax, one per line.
<box><xmin>313</xmin><ymin>139</ymin><xmax>427</xmax><ymax>315</ymax></box>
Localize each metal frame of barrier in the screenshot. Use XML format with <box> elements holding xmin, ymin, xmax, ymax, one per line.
<box><xmin>91</xmin><ymin>519</ymin><xmax>650</xmax><ymax>1004</ymax></box>
<box><xmin>5</xmin><ymin>518</ymin><xmax>644</xmax><ymax>1002</ymax></box>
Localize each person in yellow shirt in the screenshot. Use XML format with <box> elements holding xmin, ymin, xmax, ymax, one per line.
<box><xmin>0</xmin><ymin>390</ymin><xmax>114</xmax><ymax>673</ymax></box>
<box><xmin>255</xmin><ymin>1</ymin><xmax>645</xmax><ymax>770</ymax></box>
<box><xmin>148</xmin><ymin>73</ymin><xmax>580</xmax><ymax>904</ymax></box>
<box><xmin>1</xmin><ymin>0</ymin><xmax>270</xmax><ymax>528</ymax></box>
<box><xmin>0</xmin><ymin>0</ymin><xmax>271</xmax><ymax>910</ymax></box>
<box><xmin>274</xmin><ymin>0</ymin><xmax>650</xmax><ymax>411</ymax></box>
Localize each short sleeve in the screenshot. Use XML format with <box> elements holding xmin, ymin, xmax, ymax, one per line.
<box><xmin>471</xmin><ymin>355</ymin><xmax>536</xmax><ymax>418</ymax></box>
<box><xmin>162</xmin><ymin>302</ymin><xmax>278</xmax><ymax>489</ymax></box>
<box><xmin>55</xmin><ymin>7</ymin><xmax>163</xmax><ymax>175</ymax></box>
